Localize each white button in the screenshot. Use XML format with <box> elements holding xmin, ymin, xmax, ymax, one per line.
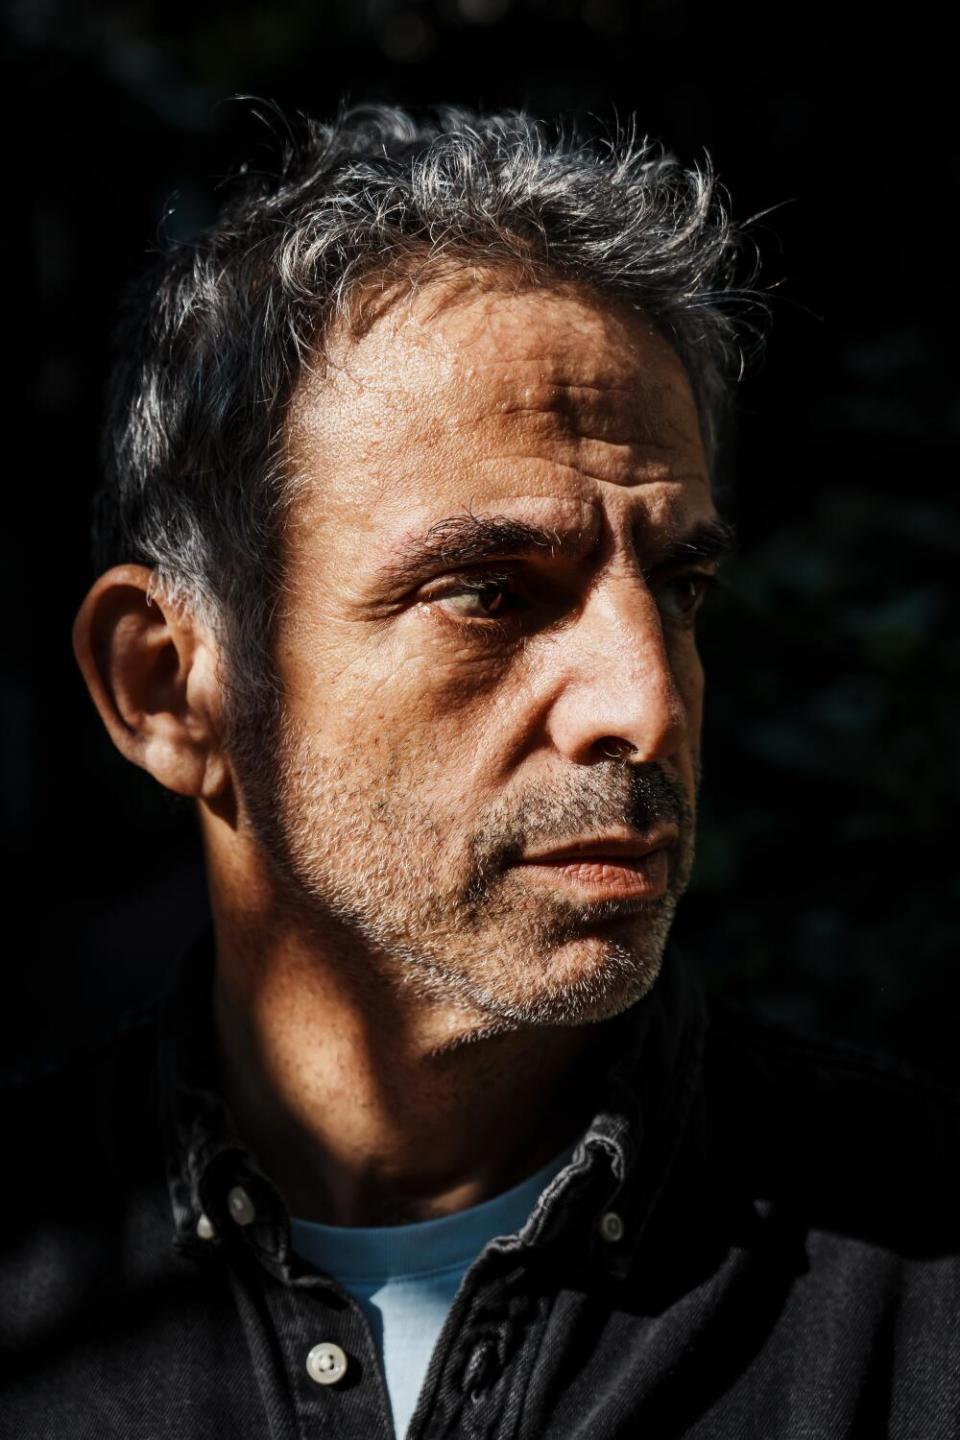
<box><xmin>306</xmin><ymin>1342</ymin><xmax>348</xmax><ymax>1385</ymax></box>
<box><xmin>196</xmin><ymin>1212</ymin><xmax>217</xmax><ymax>1241</ymax></box>
<box><xmin>598</xmin><ymin>1210</ymin><xmax>624</xmax><ymax>1243</ymax></box>
<box><xmin>227</xmin><ymin>1185</ymin><xmax>256</xmax><ymax>1227</ymax></box>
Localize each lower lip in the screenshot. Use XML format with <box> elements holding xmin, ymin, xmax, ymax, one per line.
<box><xmin>515</xmin><ymin>849</ymin><xmax>669</xmax><ymax>900</ymax></box>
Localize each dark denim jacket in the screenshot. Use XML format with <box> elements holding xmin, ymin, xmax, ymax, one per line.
<box><xmin>3</xmin><ymin>921</ymin><xmax>959</xmax><ymax>1439</ymax></box>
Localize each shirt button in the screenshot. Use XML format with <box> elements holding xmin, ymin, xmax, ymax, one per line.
<box><xmin>306</xmin><ymin>1342</ymin><xmax>349</xmax><ymax>1386</ymax></box>
<box><xmin>598</xmin><ymin>1210</ymin><xmax>625</xmax><ymax>1243</ymax></box>
<box><xmin>227</xmin><ymin>1185</ymin><xmax>256</xmax><ymax>1227</ymax></box>
<box><xmin>196</xmin><ymin>1212</ymin><xmax>217</xmax><ymax>1241</ymax></box>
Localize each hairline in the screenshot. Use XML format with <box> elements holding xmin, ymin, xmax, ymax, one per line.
<box><xmin>281</xmin><ymin>256</ymin><xmax>707</xmax><ymax>494</ymax></box>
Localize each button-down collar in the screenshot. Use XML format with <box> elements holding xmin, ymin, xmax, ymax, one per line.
<box><xmin>157</xmin><ymin>921</ymin><xmax>707</xmax><ymax>1283</ymax></box>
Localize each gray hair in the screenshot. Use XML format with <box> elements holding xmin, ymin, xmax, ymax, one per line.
<box><xmin>92</xmin><ymin>103</ymin><xmax>764</xmax><ymax>767</ymax></box>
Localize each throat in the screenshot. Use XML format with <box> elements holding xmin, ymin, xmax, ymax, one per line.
<box><xmin>213</xmin><ymin>954</ymin><xmax>602</xmax><ymax>1229</ymax></box>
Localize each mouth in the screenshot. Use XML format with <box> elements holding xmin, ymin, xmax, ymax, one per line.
<box><xmin>512</xmin><ymin>828</ymin><xmax>678</xmax><ymax>901</ymax></box>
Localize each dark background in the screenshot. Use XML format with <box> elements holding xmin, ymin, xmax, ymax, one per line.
<box><xmin>4</xmin><ymin>0</ymin><xmax>958</xmax><ymax>1082</ymax></box>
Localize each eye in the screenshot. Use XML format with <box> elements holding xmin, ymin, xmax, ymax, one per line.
<box><xmin>653</xmin><ymin>571</ymin><xmax>717</xmax><ymax>624</ymax></box>
<box><xmin>428</xmin><ymin>575</ymin><xmax>524</xmax><ymax>621</ymax></box>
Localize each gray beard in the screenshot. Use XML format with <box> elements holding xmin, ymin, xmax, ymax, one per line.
<box><xmin>234</xmin><ymin>711</ymin><xmax>697</xmax><ymax>1034</ymax></box>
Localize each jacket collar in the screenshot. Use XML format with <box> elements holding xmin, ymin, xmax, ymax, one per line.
<box><xmin>157</xmin><ymin>919</ymin><xmax>707</xmax><ymax>1283</ymax></box>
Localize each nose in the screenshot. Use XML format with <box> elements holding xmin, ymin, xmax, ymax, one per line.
<box><xmin>543</xmin><ymin>576</ymin><xmax>689</xmax><ymax>767</ymax></box>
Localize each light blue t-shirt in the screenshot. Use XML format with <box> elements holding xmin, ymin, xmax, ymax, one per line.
<box><xmin>289</xmin><ymin>1139</ymin><xmax>579</xmax><ymax>1440</ymax></box>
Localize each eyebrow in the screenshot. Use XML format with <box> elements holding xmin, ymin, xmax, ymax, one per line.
<box><xmin>645</xmin><ymin>515</ymin><xmax>738</xmax><ymax>572</ymax></box>
<box><xmin>375</xmin><ymin>513</ymin><xmax>591</xmax><ymax>591</ymax></box>
<box><xmin>374</xmin><ymin>510</ymin><xmax>737</xmax><ymax>591</ymax></box>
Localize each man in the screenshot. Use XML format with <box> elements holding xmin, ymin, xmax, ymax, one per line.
<box><xmin>3</xmin><ymin>105</ymin><xmax>958</xmax><ymax>1438</ymax></box>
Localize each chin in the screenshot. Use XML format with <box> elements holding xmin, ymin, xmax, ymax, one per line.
<box><xmin>468</xmin><ymin>934</ymin><xmax>668</xmax><ymax>1029</ymax></box>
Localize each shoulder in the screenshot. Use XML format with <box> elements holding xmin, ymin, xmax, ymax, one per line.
<box><xmin>703</xmin><ymin>991</ymin><xmax>959</xmax><ymax>1112</ymax></box>
<box><xmin>701</xmin><ymin>994</ymin><xmax>960</xmax><ymax>1253</ymax></box>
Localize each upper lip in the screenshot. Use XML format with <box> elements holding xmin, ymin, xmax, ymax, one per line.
<box><xmin>519</xmin><ymin>827</ymin><xmax>679</xmax><ymax>864</ymax></box>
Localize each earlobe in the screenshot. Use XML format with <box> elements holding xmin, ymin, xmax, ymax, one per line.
<box><xmin>71</xmin><ymin>565</ymin><xmax>228</xmax><ymax>800</ymax></box>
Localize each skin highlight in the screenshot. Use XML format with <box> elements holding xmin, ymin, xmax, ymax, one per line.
<box><xmin>73</xmin><ymin>280</ymin><xmax>724</xmax><ymax>1227</ymax></box>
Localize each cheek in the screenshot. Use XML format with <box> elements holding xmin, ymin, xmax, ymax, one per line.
<box><xmin>298</xmin><ymin>630</ymin><xmax>531</xmax><ymax>792</ymax></box>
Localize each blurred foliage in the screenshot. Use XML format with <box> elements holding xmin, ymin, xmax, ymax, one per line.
<box><xmin>4</xmin><ymin>0</ymin><xmax>958</xmax><ymax>1080</ymax></box>
<box><xmin>680</xmin><ymin>483</ymin><xmax>959</xmax><ymax>1072</ymax></box>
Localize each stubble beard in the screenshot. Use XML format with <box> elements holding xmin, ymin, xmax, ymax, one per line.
<box><xmin>234</xmin><ymin>710</ymin><xmax>698</xmax><ymax>1034</ymax></box>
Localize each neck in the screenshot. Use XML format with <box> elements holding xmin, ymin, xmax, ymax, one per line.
<box><xmin>210</xmin><ymin>908</ymin><xmax>608</xmax><ymax>1228</ymax></box>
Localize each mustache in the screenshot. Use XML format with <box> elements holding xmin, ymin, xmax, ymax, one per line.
<box><xmin>467</xmin><ymin>761</ymin><xmax>694</xmax><ymax>884</ymax></box>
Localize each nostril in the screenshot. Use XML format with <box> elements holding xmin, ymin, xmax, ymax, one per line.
<box><xmin>597</xmin><ymin>737</ymin><xmax>635</xmax><ymax>761</ymax></box>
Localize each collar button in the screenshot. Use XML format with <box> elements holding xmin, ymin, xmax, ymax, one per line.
<box><xmin>227</xmin><ymin>1185</ymin><xmax>257</xmax><ymax>1227</ymax></box>
<box><xmin>196</xmin><ymin>1212</ymin><xmax>217</xmax><ymax>1241</ymax></box>
<box><xmin>598</xmin><ymin>1210</ymin><xmax>625</xmax><ymax>1243</ymax></box>
<box><xmin>306</xmin><ymin>1342</ymin><xmax>349</xmax><ymax>1386</ymax></box>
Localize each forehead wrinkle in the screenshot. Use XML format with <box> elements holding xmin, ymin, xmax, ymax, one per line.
<box><xmin>472</xmin><ymin>369</ymin><xmax>688</xmax><ymax>400</ymax></box>
<box><xmin>471</xmin><ymin>362</ymin><xmax>690</xmax><ymax>405</ymax></box>
<box><xmin>475</xmin><ymin>452</ymin><xmax>705</xmax><ymax>496</ymax></box>
<box><xmin>468</xmin><ymin>392</ymin><xmax>707</xmax><ymax>487</ymax></box>
<box><xmin>467</xmin><ymin>362</ymin><xmax>701</xmax><ymax>455</ymax></box>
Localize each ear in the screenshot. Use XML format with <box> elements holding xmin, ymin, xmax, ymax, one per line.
<box><xmin>71</xmin><ymin>565</ymin><xmax>231</xmax><ymax>800</ymax></box>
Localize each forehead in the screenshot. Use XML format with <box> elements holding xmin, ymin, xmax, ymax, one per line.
<box><xmin>283</xmin><ymin>280</ymin><xmax>711</xmax><ymax>557</ymax></box>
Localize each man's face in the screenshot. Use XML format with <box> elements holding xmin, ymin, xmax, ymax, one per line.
<box><xmin>237</xmin><ymin>282</ymin><xmax>724</xmax><ymax>1032</ymax></box>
